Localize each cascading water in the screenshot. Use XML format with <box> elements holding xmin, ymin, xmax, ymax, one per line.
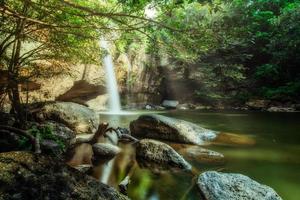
<box><xmin>99</xmin><ymin>39</ymin><xmax>121</xmax><ymax>113</ymax></box>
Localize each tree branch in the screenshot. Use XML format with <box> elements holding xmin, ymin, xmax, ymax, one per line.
<box><xmin>0</xmin><ymin>125</ymin><xmax>41</xmax><ymax>153</ymax></box>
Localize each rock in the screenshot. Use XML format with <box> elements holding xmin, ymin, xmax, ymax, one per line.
<box><xmin>136</xmin><ymin>139</ymin><xmax>192</xmax><ymax>171</ymax></box>
<box><xmin>74</xmin><ymin>164</ymin><xmax>93</xmax><ymax>174</ymax></box>
<box><xmin>41</xmin><ymin>139</ymin><xmax>61</xmax><ymax>154</ymax></box>
<box><xmin>92</xmin><ymin>143</ymin><xmax>121</xmax><ymax>158</ymax></box>
<box><xmin>56</xmin><ymin>80</ymin><xmax>106</xmax><ymax>103</ymax></box>
<box><xmin>267</xmin><ymin>106</ymin><xmax>296</xmax><ymax>112</ymax></box>
<box><xmin>145</xmin><ymin>104</ymin><xmax>153</xmax><ymax>110</ymax></box>
<box><xmin>177</xmin><ymin>146</ymin><xmax>225</xmax><ymax>165</ymax></box>
<box><xmin>42</xmin><ymin>121</ymin><xmax>76</xmax><ymax>147</ymax></box>
<box><xmin>246</xmin><ymin>99</ymin><xmax>270</xmax><ymax>110</ymax></box>
<box><xmin>35</xmin><ymin>102</ymin><xmax>100</xmax><ymax>134</ymax></box>
<box><xmin>197</xmin><ymin>171</ymin><xmax>282</xmax><ymax>200</ymax></box>
<box><xmin>130</xmin><ymin>114</ymin><xmax>218</xmax><ymax>145</ymax></box>
<box><xmin>144</xmin><ymin>104</ymin><xmax>165</xmax><ymax>110</ymax></box>
<box><xmin>213</xmin><ymin>132</ymin><xmax>256</xmax><ymax>146</ymax></box>
<box><xmin>162</xmin><ymin>100</ymin><xmax>179</xmax><ymax>109</ymax></box>
<box><xmin>0</xmin><ymin>151</ymin><xmax>129</xmax><ymax>200</ymax></box>
<box><xmin>176</xmin><ymin>103</ymin><xmax>189</xmax><ymax>110</ymax></box>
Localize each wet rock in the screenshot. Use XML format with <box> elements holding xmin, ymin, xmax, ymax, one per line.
<box><xmin>35</xmin><ymin>102</ymin><xmax>100</xmax><ymax>134</ymax></box>
<box><xmin>92</xmin><ymin>143</ymin><xmax>121</xmax><ymax>158</ymax></box>
<box><xmin>130</xmin><ymin>114</ymin><xmax>218</xmax><ymax>145</ymax></box>
<box><xmin>213</xmin><ymin>132</ymin><xmax>256</xmax><ymax>146</ymax></box>
<box><xmin>267</xmin><ymin>106</ymin><xmax>296</xmax><ymax>112</ymax></box>
<box><xmin>136</xmin><ymin>139</ymin><xmax>192</xmax><ymax>171</ymax></box>
<box><xmin>197</xmin><ymin>171</ymin><xmax>282</xmax><ymax>200</ymax></box>
<box><xmin>177</xmin><ymin>146</ymin><xmax>225</xmax><ymax>165</ymax></box>
<box><xmin>162</xmin><ymin>100</ymin><xmax>179</xmax><ymax>109</ymax></box>
<box><xmin>0</xmin><ymin>151</ymin><xmax>129</xmax><ymax>200</ymax></box>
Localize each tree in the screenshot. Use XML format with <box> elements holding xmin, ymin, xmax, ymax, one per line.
<box><xmin>0</xmin><ymin>0</ymin><xmax>176</xmax><ymax>125</ymax></box>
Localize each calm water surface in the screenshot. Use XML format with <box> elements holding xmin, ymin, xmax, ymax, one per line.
<box><xmin>97</xmin><ymin>111</ymin><xmax>300</xmax><ymax>200</ymax></box>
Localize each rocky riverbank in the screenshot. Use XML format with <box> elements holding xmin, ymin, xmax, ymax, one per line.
<box><xmin>0</xmin><ymin>101</ymin><xmax>283</xmax><ymax>200</ymax></box>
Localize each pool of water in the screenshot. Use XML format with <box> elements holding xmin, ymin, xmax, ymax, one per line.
<box><xmin>76</xmin><ymin>110</ymin><xmax>300</xmax><ymax>200</ymax></box>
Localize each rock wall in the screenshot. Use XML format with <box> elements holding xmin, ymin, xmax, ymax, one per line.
<box><xmin>116</xmin><ymin>50</ymin><xmax>203</xmax><ymax>105</ymax></box>
<box><xmin>18</xmin><ymin>64</ymin><xmax>108</xmax><ymax>111</ymax></box>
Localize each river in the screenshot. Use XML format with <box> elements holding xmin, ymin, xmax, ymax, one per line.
<box><xmin>75</xmin><ymin>110</ymin><xmax>300</xmax><ymax>200</ymax></box>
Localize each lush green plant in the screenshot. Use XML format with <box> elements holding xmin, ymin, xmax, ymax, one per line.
<box><xmin>18</xmin><ymin>124</ymin><xmax>65</xmax><ymax>154</ymax></box>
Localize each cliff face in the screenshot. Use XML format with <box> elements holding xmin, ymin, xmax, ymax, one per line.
<box><xmin>115</xmin><ymin>50</ymin><xmax>203</xmax><ymax>105</ymax></box>
<box><xmin>19</xmin><ymin>64</ymin><xmax>109</xmax><ymax>111</ymax></box>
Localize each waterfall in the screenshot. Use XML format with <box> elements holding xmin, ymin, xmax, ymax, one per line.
<box><xmin>99</xmin><ymin>39</ymin><xmax>121</xmax><ymax>113</ymax></box>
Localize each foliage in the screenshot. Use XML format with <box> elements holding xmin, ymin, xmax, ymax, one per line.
<box><xmin>1</xmin><ymin>0</ymin><xmax>299</xmax><ymax>109</ymax></box>
<box><xmin>136</xmin><ymin>0</ymin><xmax>300</xmax><ymax>104</ymax></box>
<box><xmin>19</xmin><ymin>124</ymin><xmax>65</xmax><ymax>153</ymax></box>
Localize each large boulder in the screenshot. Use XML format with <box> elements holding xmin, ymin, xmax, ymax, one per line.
<box><xmin>197</xmin><ymin>171</ymin><xmax>282</xmax><ymax>200</ymax></box>
<box><xmin>136</xmin><ymin>139</ymin><xmax>192</xmax><ymax>171</ymax></box>
<box><xmin>35</xmin><ymin>102</ymin><xmax>100</xmax><ymax>134</ymax></box>
<box><xmin>0</xmin><ymin>151</ymin><xmax>129</xmax><ymax>200</ymax></box>
<box><xmin>130</xmin><ymin>114</ymin><xmax>218</xmax><ymax>145</ymax></box>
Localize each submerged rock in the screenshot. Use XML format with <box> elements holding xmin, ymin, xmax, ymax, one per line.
<box><xmin>177</xmin><ymin>146</ymin><xmax>225</xmax><ymax>165</ymax></box>
<box><xmin>92</xmin><ymin>143</ymin><xmax>121</xmax><ymax>158</ymax></box>
<box><xmin>136</xmin><ymin>139</ymin><xmax>192</xmax><ymax>171</ymax></box>
<box><xmin>0</xmin><ymin>151</ymin><xmax>129</xmax><ymax>200</ymax></box>
<box><xmin>213</xmin><ymin>132</ymin><xmax>256</xmax><ymax>146</ymax></box>
<box><xmin>35</xmin><ymin>102</ymin><xmax>100</xmax><ymax>134</ymax></box>
<box><xmin>197</xmin><ymin>171</ymin><xmax>282</xmax><ymax>200</ymax></box>
<box><xmin>130</xmin><ymin>114</ymin><xmax>217</xmax><ymax>145</ymax></box>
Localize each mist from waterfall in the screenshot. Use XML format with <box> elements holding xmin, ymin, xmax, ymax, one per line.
<box><xmin>99</xmin><ymin>39</ymin><xmax>121</xmax><ymax>113</ymax></box>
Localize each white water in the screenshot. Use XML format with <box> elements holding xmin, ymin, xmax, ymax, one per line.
<box><xmin>99</xmin><ymin>39</ymin><xmax>121</xmax><ymax>113</ymax></box>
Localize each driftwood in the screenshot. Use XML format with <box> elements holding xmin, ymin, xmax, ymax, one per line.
<box><xmin>73</xmin><ymin>123</ymin><xmax>139</xmax><ymax>146</ymax></box>
<box><xmin>0</xmin><ymin>125</ymin><xmax>41</xmax><ymax>153</ymax></box>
